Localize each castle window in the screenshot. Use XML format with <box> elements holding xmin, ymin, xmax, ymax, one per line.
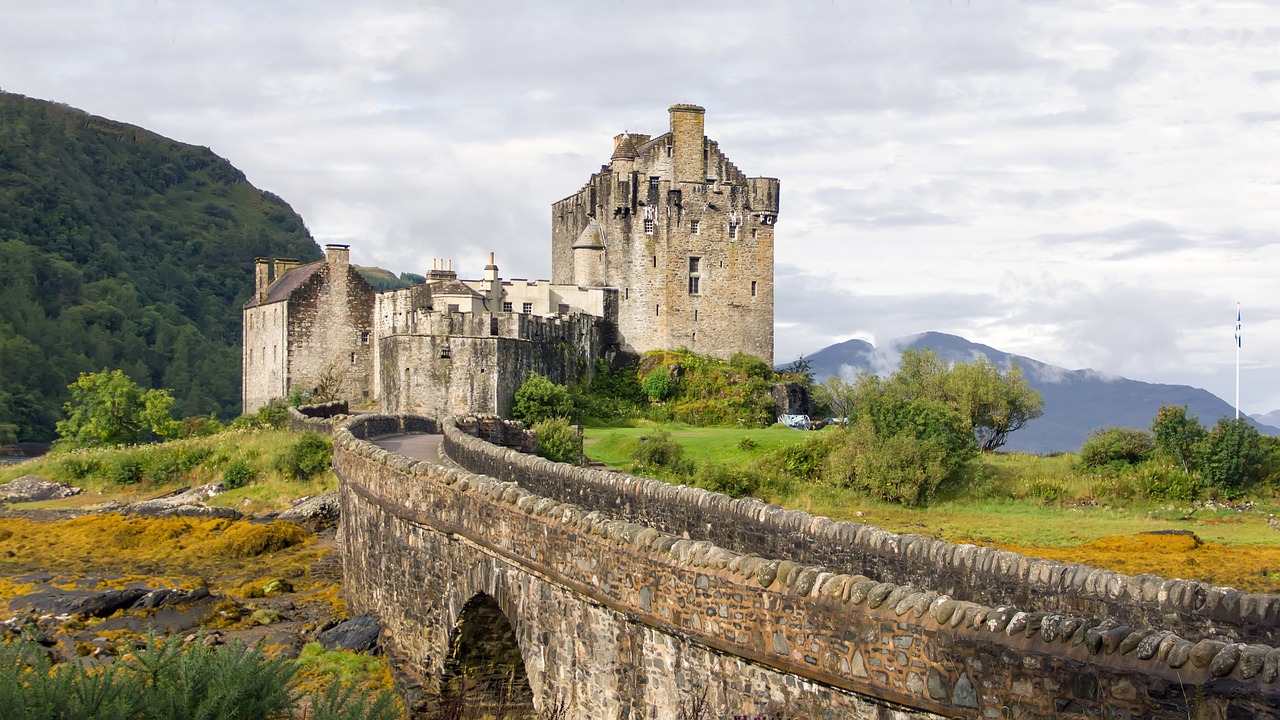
<box><xmin>522</xmin><ymin>302</ymin><xmax>533</xmax><ymax>315</ymax></box>
<box><xmin>691</xmin><ymin>220</ymin><xmax>700</xmax><ymax>234</ymax></box>
<box><xmin>656</xmin><ymin>304</ymin><xmax>660</xmax><ymax>316</ymax></box>
<box><xmin>447</xmin><ymin>304</ymin><xmax>459</xmax><ymax>314</ymax></box>
<box><xmin>360</xmin><ymin>331</ymin><xmax>370</xmax><ymax>345</ymax></box>
<box><xmin>649</xmin><ymin>176</ymin><xmax>660</xmax><ymax>192</ymax></box>
<box><xmin>728</xmin><ymin>223</ymin><xmax>739</xmax><ymax>240</ymax></box>
<box><xmin>688</xmin><ymin>256</ymin><xmax>701</xmax><ymax>295</ymax></box>
<box><xmin>350</xmin><ymin>352</ymin><xmax>356</xmax><ymax>365</ymax></box>
<box><xmin>751</xmin><ymin>280</ymin><xmax>757</xmax><ymax>297</ymax></box>
<box><xmin>502</xmin><ymin>301</ymin><xmax>513</xmax><ymax>313</ymax></box>
<box><xmin>652</xmin><ymin>256</ymin><xmax>657</xmax><ymax>268</ymax></box>
<box><xmin>751</xmin><ymin>228</ymin><xmax>758</xmax><ymax>239</ymax></box>
<box><xmin>665</xmin><ymin>143</ymin><xmax>672</xmax><ymax>157</ymax></box>
<box><xmin>644</xmin><ymin>218</ymin><xmax>655</xmax><ymax>234</ymax></box>
<box><xmin>694</xmin><ymin>309</ymin><xmax>698</xmax><ymax>321</ymax></box>
<box><xmin>248</xmin><ymin>349</ymin><xmax>253</xmax><ymax>365</ymax></box>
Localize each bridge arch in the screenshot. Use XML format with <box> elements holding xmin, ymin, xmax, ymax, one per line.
<box><xmin>440</xmin><ymin>590</ymin><xmax>535</xmax><ymax>715</ymax></box>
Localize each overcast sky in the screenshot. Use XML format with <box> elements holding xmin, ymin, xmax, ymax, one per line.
<box><xmin>3</xmin><ymin>1</ymin><xmax>1278</xmax><ymax>412</ymax></box>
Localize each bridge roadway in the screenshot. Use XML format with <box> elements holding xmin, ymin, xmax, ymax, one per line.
<box><xmin>371</xmin><ymin>432</ymin><xmax>444</xmax><ymax>465</ymax></box>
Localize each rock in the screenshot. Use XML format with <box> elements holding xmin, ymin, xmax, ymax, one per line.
<box><xmin>262</xmin><ymin>579</ymin><xmax>294</xmax><ymax>597</ymax></box>
<box><xmin>70</xmin><ymin>588</ymin><xmax>149</xmax><ymax>618</ymax></box>
<box><xmin>1208</xmin><ymin>643</ymin><xmax>1243</xmax><ymax>678</ymax></box>
<box><xmin>1190</xmin><ymin>639</ymin><xmax>1228</xmax><ymax>669</ymax></box>
<box><xmin>318</xmin><ymin>614</ymin><xmax>381</xmax><ymax>653</ymax></box>
<box><xmin>0</xmin><ymin>475</ymin><xmax>81</xmax><ymax>503</ymax></box>
<box><xmin>123</xmin><ymin>483</ymin><xmax>240</xmax><ymax>519</ymax></box>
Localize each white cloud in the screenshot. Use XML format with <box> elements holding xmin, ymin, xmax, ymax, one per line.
<box><xmin>2</xmin><ymin>0</ymin><xmax>1278</xmax><ymax>412</ymax></box>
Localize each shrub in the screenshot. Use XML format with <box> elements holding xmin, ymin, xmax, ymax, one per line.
<box><xmin>1079</xmin><ymin>427</ymin><xmax>1155</xmax><ymax>468</ymax></box>
<box><xmin>222</xmin><ymin>458</ymin><xmax>258</xmax><ymax>490</ymax></box>
<box><xmin>1134</xmin><ymin>462</ymin><xmax>1202</xmax><ymax>501</ymax></box>
<box><xmin>107</xmin><ymin>452</ymin><xmax>146</xmax><ymax>485</ymax></box>
<box><xmin>277</xmin><ymin>433</ymin><xmax>332</xmax><ymax>481</ymax></box>
<box><xmin>765</xmin><ymin>433</ymin><xmax>837</xmax><ymax>480</ymax></box>
<box><xmin>144</xmin><ymin>447</ymin><xmax>185</xmax><ymax>484</ymax></box>
<box><xmin>533</xmin><ymin>417</ymin><xmax>583</xmax><ymax>465</ymax></box>
<box><xmin>1201</xmin><ymin>417</ymin><xmax>1267</xmax><ymax>493</ymax></box>
<box><xmin>178</xmin><ymin>414</ymin><xmax>225</xmax><ymax>438</ymax></box>
<box><xmin>694</xmin><ymin>463</ymin><xmax>762</xmax><ymax>499</ymax></box>
<box><xmin>826</xmin><ymin>417</ymin><xmax>953</xmax><ymax>506</ymax></box>
<box><xmin>56</xmin><ymin>453</ymin><xmax>104</xmax><ymax>480</ymax></box>
<box><xmin>737</xmin><ymin>435</ymin><xmax>758</xmax><ymax>451</ymax></box>
<box><xmin>728</xmin><ymin>352</ymin><xmax>772</xmax><ymax>380</ymax></box>
<box><xmin>512</xmin><ymin>373</ymin><xmax>573</xmax><ymax>424</ymax></box>
<box><xmin>231</xmin><ymin>399</ymin><xmax>290</xmax><ymax>431</ymax></box>
<box><xmin>629</xmin><ymin>431</ymin><xmax>695</xmax><ymax>477</ymax></box>
<box><xmin>641</xmin><ymin>368</ymin><xmax>675</xmax><ymax>401</ymax></box>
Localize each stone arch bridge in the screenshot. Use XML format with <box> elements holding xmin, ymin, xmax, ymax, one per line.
<box><xmin>334</xmin><ymin>414</ymin><xmax>1280</xmax><ymax>719</ymax></box>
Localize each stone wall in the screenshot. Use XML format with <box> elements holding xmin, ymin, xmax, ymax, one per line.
<box><xmin>242</xmin><ymin>301</ymin><xmax>287</xmax><ymax>412</ymax></box>
<box><xmin>287</xmin><ymin>402</ymin><xmax>348</xmax><ymax>434</ymax></box>
<box><xmin>285</xmin><ymin>249</ymin><xmax>377</xmax><ymax>406</ymax></box>
<box><xmin>340</xmin><ymin>415</ymin><xmax>1280</xmax><ymax>719</ymax></box>
<box><xmin>442</xmin><ymin>418</ymin><xmax>1280</xmax><ymax>648</ymax></box>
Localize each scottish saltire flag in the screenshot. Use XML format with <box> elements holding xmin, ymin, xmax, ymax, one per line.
<box><xmin>1236</xmin><ymin>305</ymin><xmax>1242</xmax><ymax>348</ymax></box>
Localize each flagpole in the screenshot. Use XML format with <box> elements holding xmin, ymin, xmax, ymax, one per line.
<box><xmin>1235</xmin><ymin>302</ymin><xmax>1241</xmax><ymax>420</ymax></box>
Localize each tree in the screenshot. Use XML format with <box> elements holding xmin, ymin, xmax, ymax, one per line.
<box><xmin>54</xmin><ymin>369</ymin><xmax>179</xmax><ymax>448</ymax></box>
<box><xmin>878</xmin><ymin>349</ymin><xmax>1043</xmax><ymax>452</ymax></box>
<box><xmin>813</xmin><ymin>375</ymin><xmax>857</xmax><ymax>423</ymax></box>
<box><xmin>511</xmin><ymin>373</ymin><xmax>573</xmax><ymax>424</ymax></box>
<box><xmin>1150</xmin><ymin>404</ymin><xmax>1206</xmax><ymax>473</ymax></box>
<box><xmin>1200</xmin><ymin>417</ymin><xmax>1267</xmax><ymax>492</ymax></box>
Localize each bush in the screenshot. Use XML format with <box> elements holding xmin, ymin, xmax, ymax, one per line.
<box><xmin>826</xmin><ymin>417</ymin><xmax>954</xmax><ymax>506</ymax></box>
<box><xmin>222</xmin><ymin>458</ymin><xmax>258</xmax><ymax>490</ymax></box>
<box><xmin>728</xmin><ymin>352</ymin><xmax>772</xmax><ymax>380</ymax></box>
<box><xmin>641</xmin><ymin>368</ymin><xmax>675</xmax><ymax>401</ymax></box>
<box><xmin>737</xmin><ymin>435</ymin><xmax>758</xmax><ymax>451</ymax></box>
<box><xmin>1079</xmin><ymin>427</ymin><xmax>1155</xmax><ymax>468</ymax></box>
<box><xmin>629</xmin><ymin>431</ymin><xmax>695</xmax><ymax>477</ymax></box>
<box><xmin>1134</xmin><ymin>462</ymin><xmax>1203</xmax><ymax>501</ymax></box>
<box><xmin>231</xmin><ymin>399</ymin><xmax>290</xmax><ymax>431</ymax></box>
<box><xmin>533</xmin><ymin>417</ymin><xmax>582</xmax><ymax>465</ymax></box>
<box><xmin>512</xmin><ymin>373</ymin><xmax>573</xmax><ymax>424</ymax></box>
<box><xmin>107</xmin><ymin>452</ymin><xmax>146</xmax><ymax>485</ymax></box>
<box><xmin>1201</xmin><ymin>417</ymin><xmax>1267</xmax><ymax>493</ymax></box>
<box><xmin>276</xmin><ymin>433</ymin><xmax>332</xmax><ymax>481</ymax></box>
<box><xmin>764</xmin><ymin>433</ymin><xmax>837</xmax><ymax>480</ymax></box>
<box><xmin>694</xmin><ymin>463</ymin><xmax>762</xmax><ymax>499</ymax></box>
<box><xmin>179</xmin><ymin>414</ymin><xmax>225</xmax><ymax>438</ymax></box>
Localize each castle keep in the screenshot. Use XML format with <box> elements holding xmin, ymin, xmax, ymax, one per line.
<box><xmin>552</xmin><ymin>104</ymin><xmax>778</xmax><ymax>361</ymax></box>
<box><xmin>243</xmin><ymin>105</ymin><xmax>778</xmax><ymax>416</ymax></box>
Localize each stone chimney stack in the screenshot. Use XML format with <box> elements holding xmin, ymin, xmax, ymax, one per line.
<box><xmin>273</xmin><ymin>257</ymin><xmax>299</xmax><ymax>279</ymax></box>
<box><xmin>484</xmin><ymin>252</ymin><xmax>502</xmax><ymax>310</ymax></box>
<box><xmin>669</xmin><ymin>103</ymin><xmax>706</xmax><ymax>184</ymax></box>
<box><xmin>254</xmin><ymin>258</ymin><xmax>271</xmax><ymax>301</ymax></box>
<box><xmin>325</xmin><ymin>244</ymin><xmax>350</xmax><ymax>267</ymax></box>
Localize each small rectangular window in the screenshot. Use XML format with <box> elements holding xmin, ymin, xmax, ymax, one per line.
<box><xmin>691</xmin><ymin>220</ymin><xmax>700</xmax><ymax>235</ymax></box>
<box><xmin>689</xmin><ymin>257</ymin><xmax>701</xmax><ymax>273</ymax></box>
<box><xmin>360</xmin><ymin>331</ymin><xmax>370</xmax><ymax>344</ymax></box>
<box><xmin>502</xmin><ymin>301</ymin><xmax>513</xmax><ymax>313</ymax></box>
<box><xmin>689</xmin><ymin>276</ymin><xmax>700</xmax><ymax>294</ymax></box>
<box><xmin>751</xmin><ymin>228</ymin><xmax>758</xmax><ymax>239</ymax></box>
<box><xmin>688</xmin><ymin>256</ymin><xmax>701</xmax><ymax>295</ymax></box>
<box><xmin>350</xmin><ymin>352</ymin><xmax>356</xmax><ymax>364</ymax></box>
<box><xmin>694</xmin><ymin>309</ymin><xmax>698</xmax><ymax>321</ymax></box>
<box><xmin>649</xmin><ymin>176</ymin><xmax>660</xmax><ymax>192</ymax></box>
<box><xmin>728</xmin><ymin>223</ymin><xmax>739</xmax><ymax>240</ymax></box>
<box><xmin>656</xmin><ymin>304</ymin><xmax>660</xmax><ymax>316</ymax></box>
<box><xmin>522</xmin><ymin>302</ymin><xmax>533</xmax><ymax>314</ymax></box>
<box><xmin>644</xmin><ymin>218</ymin><xmax>655</xmax><ymax>234</ymax></box>
<box><xmin>751</xmin><ymin>280</ymin><xmax>757</xmax><ymax>297</ymax></box>
<box><xmin>652</xmin><ymin>256</ymin><xmax>657</xmax><ymax>268</ymax></box>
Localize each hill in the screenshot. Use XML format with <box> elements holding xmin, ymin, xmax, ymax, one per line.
<box><xmin>0</xmin><ymin>92</ymin><xmax>322</xmax><ymax>441</ymax></box>
<box><xmin>801</xmin><ymin>331</ymin><xmax>1279</xmax><ymax>453</ymax></box>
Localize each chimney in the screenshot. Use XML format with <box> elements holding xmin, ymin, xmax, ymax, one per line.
<box><xmin>254</xmin><ymin>258</ymin><xmax>271</xmax><ymax>301</ymax></box>
<box><xmin>484</xmin><ymin>251</ymin><xmax>502</xmax><ymax>310</ymax></box>
<box><xmin>669</xmin><ymin>103</ymin><xmax>706</xmax><ymax>184</ymax></box>
<box><xmin>325</xmin><ymin>244</ymin><xmax>350</xmax><ymax>267</ymax></box>
<box><xmin>273</xmin><ymin>257</ymin><xmax>299</xmax><ymax>278</ymax></box>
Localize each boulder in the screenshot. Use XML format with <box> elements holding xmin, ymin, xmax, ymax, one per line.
<box><xmin>317</xmin><ymin>614</ymin><xmax>381</xmax><ymax>653</ymax></box>
<box><xmin>278</xmin><ymin>492</ymin><xmax>340</xmax><ymax>528</ymax></box>
<box><xmin>0</xmin><ymin>475</ymin><xmax>81</xmax><ymax>503</ymax></box>
<box><xmin>123</xmin><ymin>483</ymin><xmax>240</xmax><ymax>519</ymax></box>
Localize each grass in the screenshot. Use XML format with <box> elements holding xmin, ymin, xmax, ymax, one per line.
<box><xmin>584</xmin><ymin>423</ymin><xmax>1280</xmax><ymax>592</ymax></box>
<box><xmin>0</xmin><ymin>429</ymin><xmax>335</xmax><ymax>515</ymax></box>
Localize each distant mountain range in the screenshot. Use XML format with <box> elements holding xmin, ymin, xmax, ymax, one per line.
<box><xmin>798</xmin><ymin>331</ymin><xmax>1280</xmax><ymax>454</ymax></box>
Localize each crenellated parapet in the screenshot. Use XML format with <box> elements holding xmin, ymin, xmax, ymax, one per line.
<box><xmin>336</xmin><ymin>414</ymin><xmax>1280</xmax><ymax>718</ymax></box>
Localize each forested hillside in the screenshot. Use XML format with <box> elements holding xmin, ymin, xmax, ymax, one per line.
<box><xmin>0</xmin><ymin>92</ymin><xmax>322</xmax><ymax>441</ymax></box>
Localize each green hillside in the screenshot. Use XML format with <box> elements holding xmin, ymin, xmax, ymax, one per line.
<box><xmin>0</xmin><ymin>92</ymin><xmax>322</xmax><ymax>441</ymax></box>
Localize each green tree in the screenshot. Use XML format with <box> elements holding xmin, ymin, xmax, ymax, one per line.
<box><xmin>812</xmin><ymin>375</ymin><xmax>857</xmax><ymax>423</ymax></box>
<box><xmin>54</xmin><ymin>369</ymin><xmax>179</xmax><ymax>448</ymax></box>
<box><xmin>1079</xmin><ymin>427</ymin><xmax>1155</xmax><ymax>468</ymax></box>
<box><xmin>1200</xmin><ymin>417</ymin><xmax>1267</xmax><ymax>492</ymax></box>
<box><xmin>1150</xmin><ymin>404</ymin><xmax>1206</xmax><ymax>473</ymax></box>
<box><xmin>511</xmin><ymin>373</ymin><xmax>573</xmax><ymax>424</ymax></box>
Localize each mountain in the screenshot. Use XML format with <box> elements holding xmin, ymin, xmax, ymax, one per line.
<box><xmin>1252</xmin><ymin>410</ymin><xmax>1280</xmax><ymax>428</ymax></box>
<box><xmin>800</xmin><ymin>331</ymin><xmax>1278</xmax><ymax>453</ymax></box>
<box><xmin>0</xmin><ymin>92</ymin><xmax>322</xmax><ymax>441</ymax></box>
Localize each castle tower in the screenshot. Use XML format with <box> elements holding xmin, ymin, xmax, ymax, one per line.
<box><xmin>550</xmin><ymin>104</ymin><xmax>778</xmax><ymax>363</ymax></box>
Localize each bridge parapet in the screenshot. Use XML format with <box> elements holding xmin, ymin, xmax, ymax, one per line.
<box><xmin>443</xmin><ymin>414</ymin><xmax>1280</xmax><ymax>647</ymax></box>
<box><xmin>339</xmin><ymin>414</ymin><xmax>1280</xmax><ymax>717</ymax></box>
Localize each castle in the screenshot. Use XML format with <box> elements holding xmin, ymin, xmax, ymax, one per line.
<box><xmin>242</xmin><ymin>105</ymin><xmax>779</xmax><ymax>419</ymax></box>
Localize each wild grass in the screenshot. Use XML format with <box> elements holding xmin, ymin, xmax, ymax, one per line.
<box><xmin>583</xmin><ymin>424</ymin><xmax>1280</xmax><ymax>591</ymax></box>
<box><xmin>0</xmin><ymin>429</ymin><xmax>335</xmax><ymax>514</ymax></box>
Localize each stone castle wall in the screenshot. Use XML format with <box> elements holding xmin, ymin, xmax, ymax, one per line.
<box><xmin>284</xmin><ymin>254</ymin><xmax>376</xmax><ymax>406</ymax></box>
<box><xmin>242</xmin><ymin>301</ymin><xmax>287</xmax><ymax>412</ymax></box>
<box><xmin>338</xmin><ymin>414</ymin><xmax>1280</xmax><ymax>719</ymax></box>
